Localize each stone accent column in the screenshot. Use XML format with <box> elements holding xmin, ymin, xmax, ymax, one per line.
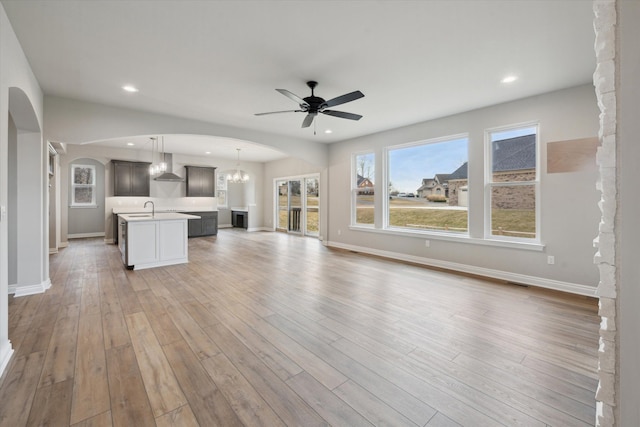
<box><xmin>592</xmin><ymin>1</ymin><xmax>617</xmax><ymax>426</ymax></box>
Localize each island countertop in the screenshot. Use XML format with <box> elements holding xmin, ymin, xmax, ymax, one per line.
<box><xmin>113</xmin><ymin>208</ymin><xmax>216</xmax><ymax>214</ymax></box>
<box><xmin>118</xmin><ymin>212</ymin><xmax>201</xmax><ymax>222</ymax></box>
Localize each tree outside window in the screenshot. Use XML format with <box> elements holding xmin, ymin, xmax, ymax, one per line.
<box><xmin>353</xmin><ymin>152</ymin><xmax>375</xmax><ymax>225</ymax></box>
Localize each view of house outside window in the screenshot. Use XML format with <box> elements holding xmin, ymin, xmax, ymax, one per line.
<box><xmin>71</xmin><ymin>164</ymin><xmax>96</xmax><ymax>207</ymax></box>
<box><xmin>353</xmin><ymin>152</ymin><xmax>375</xmax><ymax>225</ymax></box>
<box><xmin>387</xmin><ymin>136</ymin><xmax>468</xmax><ymax>233</ymax></box>
<box><xmin>487</xmin><ymin>126</ymin><xmax>538</xmax><ymax>240</ymax></box>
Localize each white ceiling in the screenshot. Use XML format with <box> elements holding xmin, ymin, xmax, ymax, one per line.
<box><xmin>2</xmin><ymin>0</ymin><xmax>596</xmax><ymax>160</ymax></box>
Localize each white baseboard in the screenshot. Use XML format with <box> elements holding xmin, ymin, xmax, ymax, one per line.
<box><xmin>49</xmin><ymin>248</ymin><xmax>58</xmax><ymax>254</ymax></box>
<box><xmin>59</xmin><ymin>241</ymin><xmax>69</xmax><ymax>248</ymax></box>
<box><xmin>247</xmin><ymin>227</ymin><xmax>273</xmax><ymax>232</ymax></box>
<box><xmin>0</xmin><ymin>340</ymin><xmax>14</xmax><ymax>379</ymax></box>
<box><xmin>104</xmin><ymin>238</ymin><xmax>114</xmax><ymax>244</ymax></box>
<box><xmin>326</xmin><ymin>241</ymin><xmax>597</xmax><ymax>297</ymax></box>
<box><xmin>68</xmin><ymin>232</ymin><xmax>105</xmax><ymax>239</ymax></box>
<box><xmin>218</xmin><ymin>224</ymin><xmax>233</xmax><ymax>229</ymax></box>
<box><xmin>9</xmin><ymin>278</ymin><xmax>52</xmax><ymax>297</ymax></box>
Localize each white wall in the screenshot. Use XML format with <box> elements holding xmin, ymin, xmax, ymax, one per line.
<box><xmin>617</xmin><ymin>1</ymin><xmax>640</xmax><ymax>424</ymax></box>
<box><xmin>44</xmin><ymin>96</ymin><xmax>327</xmax><ymax>168</ymax></box>
<box><xmin>327</xmin><ymin>84</ymin><xmax>600</xmax><ymax>292</ymax></box>
<box><xmin>0</xmin><ymin>3</ymin><xmax>45</xmax><ymax>376</ymax></box>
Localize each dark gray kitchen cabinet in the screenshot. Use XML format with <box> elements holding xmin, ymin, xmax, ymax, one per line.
<box><xmin>112</xmin><ymin>160</ymin><xmax>151</xmax><ymax>196</ymax></box>
<box><xmin>187</xmin><ymin>211</ymin><xmax>218</xmax><ymax>237</ymax></box>
<box><xmin>185</xmin><ymin>166</ymin><xmax>216</xmax><ymax>197</ymax></box>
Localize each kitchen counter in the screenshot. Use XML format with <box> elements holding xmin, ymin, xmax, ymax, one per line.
<box><xmin>118</xmin><ymin>213</ymin><xmax>199</xmax><ymax>270</ymax></box>
<box><xmin>118</xmin><ymin>212</ymin><xmax>201</xmax><ymax>222</ymax></box>
<box><xmin>113</xmin><ymin>207</ymin><xmax>217</xmax><ymax>214</ymax></box>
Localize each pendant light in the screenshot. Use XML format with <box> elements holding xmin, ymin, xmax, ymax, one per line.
<box><xmin>149</xmin><ymin>136</ymin><xmax>168</xmax><ymax>176</ymax></box>
<box><xmin>227</xmin><ymin>148</ymin><xmax>249</xmax><ymax>184</ymax></box>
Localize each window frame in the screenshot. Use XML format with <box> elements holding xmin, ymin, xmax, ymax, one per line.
<box><xmin>484</xmin><ymin>123</ymin><xmax>541</xmax><ymax>243</ymax></box>
<box><xmin>351</xmin><ymin>151</ymin><xmax>376</xmax><ymax>227</ymax></box>
<box><xmin>384</xmin><ymin>133</ymin><xmax>470</xmax><ymax>235</ymax></box>
<box><xmin>70</xmin><ymin>163</ymin><xmax>97</xmax><ymax>208</ymax></box>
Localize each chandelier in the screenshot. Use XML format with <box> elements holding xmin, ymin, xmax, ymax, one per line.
<box><xmin>227</xmin><ymin>148</ymin><xmax>249</xmax><ymax>184</ymax></box>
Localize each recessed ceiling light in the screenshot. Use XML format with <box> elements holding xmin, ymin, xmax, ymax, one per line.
<box><xmin>205</xmin><ymin>151</ymin><xmax>211</xmax><ymax>154</ymax></box>
<box><xmin>501</xmin><ymin>75</ymin><xmax>518</xmax><ymax>84</ymax></box>
<box><xmin>324</xmin><ymin>129</ymin><xmax>333</xmax><ymax>134</ymax></box>
<box><xmin>126</xmin><ymin>142</ymin><xmax>135</xmax><ymax>146</ymax></box>
<box><xmin>122</xmin><ymin>85</ymin><xmax>139</xmax><ymax>93</ymax></box>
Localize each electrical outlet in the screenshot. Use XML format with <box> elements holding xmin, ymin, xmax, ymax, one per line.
<box><xmin>547</xmin><ymin>255</ymin><xmax>555</xmax><ymax>265</ymax></box>
<box><xmin>425</xmin><ymin>240</ymin><xmax>430</xmax><ymax>248</ymax></box>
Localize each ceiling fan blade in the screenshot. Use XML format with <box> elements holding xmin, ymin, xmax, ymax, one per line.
<box><xmin>322</xmin><ymin>110</ymin><xmax>363</xmax><ymax>121</ymax></box>
<box><xmin>322</xmin><ymin>90</ymin><xmax>364</xmax><ymax>108</ymax></box>
<box><xmin>301</xmin><ymin>113</ymin><xmax>316</xmax><ymax>128</ymax></box>
<box><xmin>255</xmin><ymin>110</ymin><xmax>302</xmax><ymax>116</ymax></box>
<box><xmin>276</xmin><ymin>89</ymin><xmax>309</xmax><ymax>107</ymax></box>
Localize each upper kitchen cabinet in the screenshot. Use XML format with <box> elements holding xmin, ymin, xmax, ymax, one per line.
<box><xmin>112</xmin><ymin>160</ymin><xmax>151</xmax><ymax>197</ymax></box>
<box><xmin>185</xmin><ymin>166</ymin><xmax>216</xmax><ymax>197</ymax></box>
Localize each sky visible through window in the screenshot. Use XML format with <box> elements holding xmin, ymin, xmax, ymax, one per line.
<box><xmin>389</xmin><ymin>137</ymin><xmax>467</xmax><ymax>193</ymax></box>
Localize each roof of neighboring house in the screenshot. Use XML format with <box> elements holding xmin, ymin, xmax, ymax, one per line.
<box><xmin>443</xmin><ymin>134</ymin><xmax>536</xmax><ymax>181</ymax></box>
<box><xmin>492</xmin><ymin>134</ymin><xmax>536</xmax><ymax>172</ymax></box>
<box><xmin>448</xmin><ymin>162</ymin><xmax>468</xmax><ymax>180</ymax></box>
<box><xmin>357</xmin><ymin>174</ymin><xmax>373</xmax><ymax>187</ymax></box>
<box><xmin>434</xmin><ymin>174</ymin><xmax>451</xmax><ymax>184</ymax></box>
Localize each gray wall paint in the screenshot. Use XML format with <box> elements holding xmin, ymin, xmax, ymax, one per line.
<box><xmin>617</xmin><ymin>1</ymin><xmax>640</xmax><ymax>424</ymax></box>
<box><xmin>327</xmin><ymin>84</ymin><xmax>600</xmax><ymax>288</ymax></box>
<box><xmin>67</xmin><ymin>158</ymin><xmax>105</xmax><ymax>236</ymax></box>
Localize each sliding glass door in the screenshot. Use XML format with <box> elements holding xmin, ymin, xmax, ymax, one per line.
<box><xmin>305</xmin><ymin>177</ymin><xmax>319</xmax><ymax>236</ymax></box>
<box><xmin>275</xmin><ymin>175</ymin><xmax>319</xmax><ymax>237</ymax></box>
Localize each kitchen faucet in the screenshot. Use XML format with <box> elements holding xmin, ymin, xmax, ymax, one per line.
<box><xmin>144</xmin><ymin>200</ymin><xmax>155</xmax><ymax>217</ymax></box>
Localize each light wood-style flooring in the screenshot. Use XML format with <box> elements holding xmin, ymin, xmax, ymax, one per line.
<box><xmin>1</xmin><ymin>230</ymin><xmax>599</xmax><ymax>426</ymax></box>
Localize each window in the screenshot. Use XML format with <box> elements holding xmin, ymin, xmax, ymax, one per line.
<box><xmin>216</xmin><ymin>172</ymin><xmax>227</xmax><ymax>208</ymax></box>
<box><xmin>387</xmin><ymin>136</ymin><xmax>468</xmax><ymax>233</ymax></box>
<box><xmin>353</xmin><ymin>152</ymin><xmax>375</xmax><ymax>225</ymax></box>
<box><xmin>486</xmin><ymin>125</ymin><xmax>538</xmax><ymax>240</ymax></box>
<box><xmin>71</xmin><ymin>164</ymin><xmax>96</xmax><ymax>207</ymax></box>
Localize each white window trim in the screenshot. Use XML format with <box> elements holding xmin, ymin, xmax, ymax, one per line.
<box><xmin>484</xmin><ymin>122</ymin><xmax>541</xmax><ymax>243</ymax></box>
<box><xmin>70</xmin><ymin>164</ymin><xmax>97</xmax><ymax>208</ymax></box>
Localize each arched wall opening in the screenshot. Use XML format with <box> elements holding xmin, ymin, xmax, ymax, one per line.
<box><xmin>7</xmin><ymin>87</ymin><xmax>48</xmax><ymax>297</ymax></box>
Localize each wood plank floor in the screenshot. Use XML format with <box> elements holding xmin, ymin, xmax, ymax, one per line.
<box><xmin>1</xmin><ymin>230</ymin><xmax>599</xmax><ymax>426</ymax></box>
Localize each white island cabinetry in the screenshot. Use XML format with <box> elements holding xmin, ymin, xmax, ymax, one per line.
<box><xmin>119</xmin><ymin>213</ymin><xmax>200</xmax><ymax>270</ymax></box>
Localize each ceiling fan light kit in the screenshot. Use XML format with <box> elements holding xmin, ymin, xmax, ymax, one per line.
<box><xmin>256</xmin><ymin>81</ymin><xmax>364</xmax><ymax>130</ymax></box>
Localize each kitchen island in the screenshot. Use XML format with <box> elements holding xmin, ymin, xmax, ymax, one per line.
<box><xmin>118</xmin><ymin>212</ymin><xmax>200</xmax><ymax>270</ymax></box>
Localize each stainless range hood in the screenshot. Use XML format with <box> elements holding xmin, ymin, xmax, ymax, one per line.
<box><xmin>154</xmin><ymin>153</ymin><xmax>184</xmax><ymax>182</ymax></box>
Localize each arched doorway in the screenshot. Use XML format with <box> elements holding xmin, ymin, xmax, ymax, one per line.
<box><xmin>1</xmin><ymin>87</ymin><xmax>47</xmax><ymax>374</ymax></box>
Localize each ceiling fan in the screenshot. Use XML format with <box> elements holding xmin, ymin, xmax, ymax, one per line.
<box><xmin>255</xmin><ymin>81</ymin><xmax>364</xmax><ymax>128</ymax></box>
